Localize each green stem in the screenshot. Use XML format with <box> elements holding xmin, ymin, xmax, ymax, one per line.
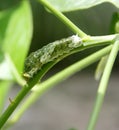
<box><xmin>0</xmin><ymin>85</ymin><xmax>29</xmax><ymax>129</ymax></box>
<box><xmin>7</xmin><ymin>45</ymin><xmax>112</xmax><ymax>128</ymax></box>
<box><xmin>83</xmin><ymin>34</ymin><xmax>117</xmax><ymax>46</ymax></box>
<box><xmin>0</xmin><ymin>62</ymin><xmax>56</xmax><ymax>129</ymax></box>
<box><xmin>37</xmin><ymin>0</ymin><xmax>87</xmax><ymax>38</ymax></box>
<box><xmin>87</xmin><ymin>39</ymin><xmax>119</xmax><ymax>130</ymax></box>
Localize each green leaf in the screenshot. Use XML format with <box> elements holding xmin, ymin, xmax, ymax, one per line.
<box><xmin>0</xmin><ymin>0</ymin><xmax>33</xmax><ymax>80</ymax></box>
<box><xmin>110</xmin><ymin>12</ymin><xmax>119</xmax><ymax>33</ymax></box>
<box><xmin>0</xmin><ymin>55</ymin><xmax>12</xmax><ymax>80</ymax></box>
<box><xmin>0</xmin><ymin>10</ymin><xmax>13</xmax><ymax>46</ymax></box>
<box><xmin>47</xmin><ymin>0</ymin><xmax>119</xmax><ymax>12</ymax></box>
<box><xmin>0</xmin><ymin>49</ymin><xmax>4</xmax><ymax>63</ymax></box>
<box><xmin>0</xmin><ymin>81</ymin><xmax>11</xmax><ymax>115</ymax></box>
<box><xmin>3</xmin><ymin>0</ymin><xmax>33</xmax><ymax>73</ymax></box>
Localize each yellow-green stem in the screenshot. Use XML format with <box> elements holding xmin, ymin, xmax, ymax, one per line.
<box><xmin>38</xmin><ymin>0</ymin><xmax>87</xmax><ymax>38</ymax></box>
<box><xmin>87</xmin><ymin>39</ymin><xmax>119</xmax><ymax>130</ymax></box>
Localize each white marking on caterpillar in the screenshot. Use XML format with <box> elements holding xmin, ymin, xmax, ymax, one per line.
<box><xmin>69</xmin><ymin>35</ymin><xmax>82</xmax><ymax>48</ymax></box>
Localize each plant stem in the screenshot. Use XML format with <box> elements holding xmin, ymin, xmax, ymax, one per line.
<box><xmin>0</xmin><ymin>85</ymin><xmax>29</xmax><ymax>129</ymax></box>
<box><xmin>6</xmin><ymin>45</ymin><xmax>112</xmax><ymax>128</ymax></box>
<box><xmin>38</xmin><ymin>0</ymin><xmax>87</xmax><ymax>38</ymax></box>
<box><xmin>0</xmin><ymin>62</ymin><xmax>56</xmax><ymax>129</ymax></box>
<box><xmin>87</xmin><ymin>39</ymin><xmax>119</xmax><ymax>130</ymax></box>
<box><xmin>83</xmin><ymin>34</ymin><xmax>117</xmax><ymax>46</ymax></box>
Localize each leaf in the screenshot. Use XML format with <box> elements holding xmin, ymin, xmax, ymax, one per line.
<box><xmin>0</xmin><ymin>55</ymin><xmax>12</xmax><ymax>80</ymax></box>
<box><xmin>0</xmin><ymin>81</ymin><xmax>11</xmax><ymax>115</ymax></box>
<box><xmin>47</xmin><ymin>0</ymin><xmax>119</xmax><ymax>12</ymax></box>
<box><xmin>3</xmin><ymin>0</ymin><xmax>33</xmax><ymax>73</ymax></box>
<box><xmin>0</xmin><ymin>0</ymin><xmax>33</xmax><ymax>80</ymax></box>
<box><xmin>0</xmin><ymin>10</ymin><xmax>13</xmax><ymax>46</ymax></box>
<box><xmin>110</xmin><ymin>12</ymin><xmax>119</xmax><ymax>33</ymax></box>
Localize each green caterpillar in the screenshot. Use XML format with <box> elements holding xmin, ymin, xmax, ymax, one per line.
<box><xmin>23</xmin><ymin>35</ymin><xmax>82</xmax><ymax>78</ymax></box>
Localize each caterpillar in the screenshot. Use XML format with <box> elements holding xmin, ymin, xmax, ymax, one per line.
<box><xmin>23</xmin><ymin>35</ymin><xmax>82</xmax><ymax>78</ymax></box>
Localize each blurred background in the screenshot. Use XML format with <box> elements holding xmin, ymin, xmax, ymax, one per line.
<box><xmin>1</xmin><ymin>0</ymin><xmax>119</xmax><ymax>130</ymax></box>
